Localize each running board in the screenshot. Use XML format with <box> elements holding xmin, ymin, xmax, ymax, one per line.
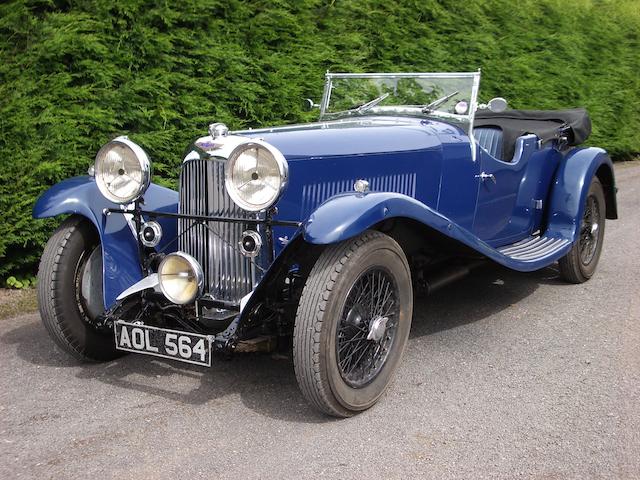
<box><xmin>497</xmin><ymin>235</ymin><xmax>570</xmax><ymax>262</ymax></box>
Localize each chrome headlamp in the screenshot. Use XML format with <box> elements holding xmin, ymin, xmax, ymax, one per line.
<box><xmin>157</xmin><ymin>252</ymin><xmax>203</xmax><ymax>305</ymax></box>
<box><xmin>94</xmin><ymin>136</ymin><xmax>151</xmax><ymax>204</ymax></box>
<box><xmin>225</xmin><ymin>140</ymin><xmax>288</xmax><ymax>211</ymax></box>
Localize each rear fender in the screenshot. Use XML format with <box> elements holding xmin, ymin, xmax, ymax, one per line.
<box><xmin>33</xmin><ymin>176</ymin><xmax>178</xmax><ymax>309</ymax></box>
<box><xmin>546</xmin><ymin>147</ymin><xmax>617</xmax><ymax>239</ymax></box>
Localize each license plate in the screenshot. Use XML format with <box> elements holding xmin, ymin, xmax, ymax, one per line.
<box><xmin>114</xmin><ymin>321</ymin><xmax>212</xmax><ymax>367</ymax></box>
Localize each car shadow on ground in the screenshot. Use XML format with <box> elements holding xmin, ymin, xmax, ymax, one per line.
<box><xmin>409</xmin><ymin>262</ymin><xmax>564</xmax><ymax>338</ymax></box>
<box><xmin>2</xmin><ymin>263</ymin><xmax>568</xmax><ymax>423</ymax></box>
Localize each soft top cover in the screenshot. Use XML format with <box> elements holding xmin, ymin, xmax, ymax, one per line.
<box><xmin>475</xmin><ymin>108</ymin><xmax>591</xmax><ymax>160</ymax></box>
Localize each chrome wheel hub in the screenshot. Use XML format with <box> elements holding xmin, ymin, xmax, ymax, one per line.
<box><xmin>367</xmin><ymin>316</ymin><xmax>389</xmax><ymax>342</ymax></box>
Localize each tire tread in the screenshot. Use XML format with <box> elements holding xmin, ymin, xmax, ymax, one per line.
<box><xmin>37</xmin><ymin>216</ymin><xmax>111</xmax><ymax>362</ymax></box>
<box><xmin>293</xmin><ymin>231</ymin><xmax>387</xmax><ymax>417</ymax></box>
<box><xmin>558</xmin><ymin>177</ymin><xmax>605</xmax><ymax>284</ymax></box>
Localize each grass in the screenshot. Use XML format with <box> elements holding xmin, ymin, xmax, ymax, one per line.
<box><xmin>0</xmin><ymin>288</ymin><xmax>38</xmax><ymax>320</ymax></box>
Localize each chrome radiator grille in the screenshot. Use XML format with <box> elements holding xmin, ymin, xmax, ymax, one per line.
<box><xmin>178</xmin><ymin>158</ymin><xmax>258</xmax><ymax>304</ymax></box>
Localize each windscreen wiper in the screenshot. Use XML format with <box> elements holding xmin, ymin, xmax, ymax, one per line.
<box><xmin>332</xmin><ymin>92</ymin><xmax>391</xmax><ymax>117</ymax></box>
<box><xmin>354</xmin><ymin>92</ymin><xmax>390</xmax><ymax>114</ymax></box>
<box><xmin>421</xmin><ymin>90</ymin><xmax>460</xmax><ymax>113</ymax></box>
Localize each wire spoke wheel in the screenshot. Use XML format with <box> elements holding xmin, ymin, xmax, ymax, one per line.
<box><xmin>579</xmin><ymin>195</ymin><xmax>601</xmax><ymax>265</ymax></box>
<box><xmin>293</xmin><ymin>230</ymin><xmax>413</xmax><ymax>417</ymax></box>
<box><xmin>336</xmin><ymin>268</ymin><xmax>399</xmax><ymax>388</ymax></box>
<box><xmin>559</xmin><ymin>177</ymin><xmax>606</xmax><ymax>284</ymax></box>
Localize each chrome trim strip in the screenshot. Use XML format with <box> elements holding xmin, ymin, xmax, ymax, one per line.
<box><xmin>116</xmin><ymin>273</ymin><xmax>159</xmax><ymax>301</ymax></box>
<box><xmin>240</xmin><ymin>290</ymin><xmax>253</xmax><ymax>313</ymax></box>
<box><xmin>326</xmin><ymin>72</ymin><xmax>480</xmax><ymax>79</ymax></box>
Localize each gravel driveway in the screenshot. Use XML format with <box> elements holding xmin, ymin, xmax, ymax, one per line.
<box><xmin>1</xmin><ymin>162</ymin><xmax>639</xmax><ymax>480</ymax></box>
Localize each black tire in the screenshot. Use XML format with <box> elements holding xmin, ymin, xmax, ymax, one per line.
<box><xmin>37</xmin><ymin>215</ymin><xmax>122</xmax><ymax>362</ymax></box>
<box><xmin>558</xmin><ymin>177</ymin><xmax>606</xmax><ymax>283</ymax></box>
<box><xmin>293</xmin><ymin>230</ymin><xmax>413</xmax><ymax>417</ymax></box>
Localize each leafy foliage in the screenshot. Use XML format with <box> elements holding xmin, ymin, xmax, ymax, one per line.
<box><xmin>0</xmin><ymin>0</ymin><xmax>638</xmax><ymax>277</ymax></box>
<box><xmin>5</xmin><ymin>275</ymin><xmax>36</xmax><ymax>289</ymax></box>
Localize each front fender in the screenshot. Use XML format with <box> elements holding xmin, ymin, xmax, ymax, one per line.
<box><xmin>547</xmin><ymin>147</ymin><xmax>617</xmax><ymax>239</ymax></box>
<box><xmin>301</xmin><ymin>191</ymin><xmax>584</xmax><ymax>273</ymax></box>
<box><xmin>303</xmin><ymin>191</ymin><xmax>478</xmax><ymax>247</ymax></box>
<box><xmin>33</xmin><ymin>176</ymin><xmax>178</xmax><ymax>309</ymax></box>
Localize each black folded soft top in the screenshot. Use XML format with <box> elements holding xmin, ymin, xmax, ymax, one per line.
<box><xmin>475</xmin><ymin>108</ymin><xmax>591</xmax><ymax>159</ymax></box>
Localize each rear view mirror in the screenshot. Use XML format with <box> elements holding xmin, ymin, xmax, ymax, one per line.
<box><xmin>303</xmin><ymin>98</ymin><xmax>319</xmax><ymax>111</ymax></box>
<box><xmin>488</xmin><ymin>97</ymin><xmax>508</xmax><ymax>113</ymax></box>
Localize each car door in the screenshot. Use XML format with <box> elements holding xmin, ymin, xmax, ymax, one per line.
<box><xmin>472</xmin><ymin>136</ymin><xmax>561</xmax><ymax>246</ymax></box>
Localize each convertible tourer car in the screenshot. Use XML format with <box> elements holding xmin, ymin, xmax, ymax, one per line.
<box><xmin>33</xmin><ymin>72</ymin><xmax>617</xmax><ymax>416</ymax></box>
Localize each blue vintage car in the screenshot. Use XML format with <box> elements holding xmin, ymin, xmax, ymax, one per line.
<box><xmin>33</xmin><ymin>72</ymin><xmax>617</xmax><ymax>416</ymax></box>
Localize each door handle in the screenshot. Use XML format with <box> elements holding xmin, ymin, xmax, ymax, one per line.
<box><xmin>475</xmin><ymin>172</ymin><xmax>496</xmax><ymax>184</ymax></box>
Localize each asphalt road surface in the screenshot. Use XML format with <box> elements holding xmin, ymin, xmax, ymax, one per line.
<box><xmin>2</xmin><ymin>163</ymin><xmax>639</xmax><ymax>480</ymax></box>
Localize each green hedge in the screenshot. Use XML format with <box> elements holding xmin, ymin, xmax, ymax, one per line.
<box><xmin>0</xmin><ymin>0</ymin><xmax>638</xmax><ymax>278</ymax></box>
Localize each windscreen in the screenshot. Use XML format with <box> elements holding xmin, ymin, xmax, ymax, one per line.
<box><xmin>320</xmin><ymin>73</ymin><xmax>480</xmax><ymax>133</ymax></box>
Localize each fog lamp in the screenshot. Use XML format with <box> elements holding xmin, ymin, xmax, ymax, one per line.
<box><xmin>157</xmin><ymin>252</ymin><xmax>203</xmax><ymax>305</ymax></box>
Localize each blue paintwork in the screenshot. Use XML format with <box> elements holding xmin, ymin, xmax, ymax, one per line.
<box><xmin>473</xmin><ymin>135</ymin><xmax>562</xmax><ymax>246</ymax></box>
<box><xmin>245</xmin><ymin>116</ymin><xmax>615</xmax><ymax>273</ymax></box>
<box><xmin>33</xmin><ymin>176</ymin><xmax>178</xmax><ymax>308</ymax></box>
<box><xmin>33</xmin><ymin>114</ymin><xmax>616</xmax><ymax>308</ymax></box>
<box><xmin>300</xmin><ymin>191</ymin><xmax>570</xmax><ymax>271</ymax></box>
<box><xmin>248</xmin><ymin>117</ymin><xmax>458</xmax><ymax>255</ymax></box>
<box><xmin>433</xmin><ymin>126</ymin><xmax>479</xmax><ymax>230</ymax></box>
<box><xmin>547</xmin><ymin>147</ymin><xmax>616</xmax><ymax>238</ymax></box>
